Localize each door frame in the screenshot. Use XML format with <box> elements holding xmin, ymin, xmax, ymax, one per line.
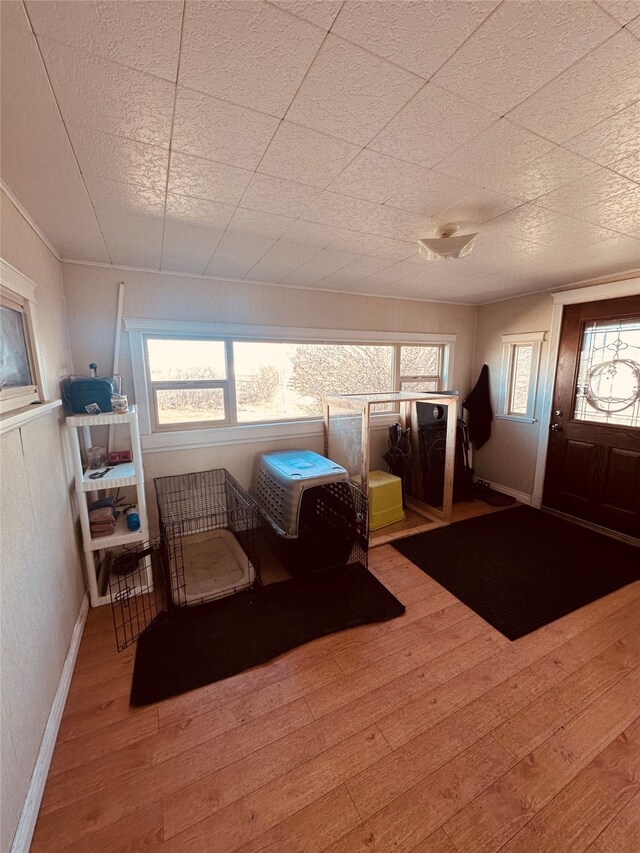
<box><xmin>531</xmin><ymin>276</ymin><xmax>640</xmax><ymax>510</ymax></box>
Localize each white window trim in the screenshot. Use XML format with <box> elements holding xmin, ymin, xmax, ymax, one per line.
<box><xmin>497</xmin><ymin>331</ymin><xmax>546</xmax><ymax>424</ymax></box>
<box><xmin>0</xmin><ymin>258</ymin><xmax>50</xmax><ymax>421</ymax></box>
<box><xmin>123</xmin><ymin>318</ymin><xmax>456</xmax><ymax>450</ymax></box>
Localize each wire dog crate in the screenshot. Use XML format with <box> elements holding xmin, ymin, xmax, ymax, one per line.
<box><xmin>254</xmin><ymin>450</ymin><xmax>368</xmax><ymax>573</ymax></box>
<box><xmin>109</xmin><ymin>468</ymin><xmax>261</xmax><ymax>649</ymax></box>
<box><xmin>155</xmin><ymin>468</ymin><xmax>261</xmax><ymax>607</ymax></box>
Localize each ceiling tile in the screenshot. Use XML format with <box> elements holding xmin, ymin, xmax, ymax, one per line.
<box><xmin>226</xmin><ymin>207</ymin><xmax>295</xmax><ymax>241</ymax></box>
<box><xmin>367</xmin><ymin>83</ymin><xmax>498</xmax><ymax>169</ymax></box>
<box><xmin>481</xmin><ymin>203</ymin><xmax>560</xmax><ymax>245</ymax></box>
<box><xmin>433</xmin><ymin>0</ymin><xmax>618</xmax><ymax>114</ymax></box>
<box><xmin>240</xmin><ymin>173</ymin><xmax>320</xmax><ymax>217</ymax></box>
<box><xmin>167</xmin><ymin>152</ymin><xmax>253</xmax><ymax>206</ymax></box>
<box><xmin>570</xmin><ymin>185</ymin><xmax>640</xmax><ymax>237</ymax></box>
<box><xmin>179</xmin><ymin>1</ymin><xmax>324</xmax><ymax>118</ymax></box>
<box><xmin>609</xmin><ymin>152</ymin><xmax>640</xmax><ymax>183</ymax></box>
<box><xmin>172</xmin><ymin>87</ymin><xmax>280</xmax><ymax>170</ymax></box>
<box><xmin>473</xmin><ymin>146</ymin><xmax>600</xmax><ymax>202</ymax></box>
<box><xmin>595</xmin><ymin>0</ymin><xmax>640</xmax><ymax>25</ymax></box>
<box><xmin>563</xmin><ymin>101</ymin><xmax>640</xmax><ymax>168</ymax></box>
<box><xmin>205</xmin><ymin>232</ymin><xmax>277</xmax><ymax>279</ymax></box>
<box><xmin>26</xmin><ymin>0</ymin><xmax>183</xmax><ymax>81</ymax></box>
<box><xmin>165</xmin><ymin>193</ymin><xmax>235</xmax><ymax>230</ymax></box>
<box><xmin>332</xmin><ymin>0</ymin><xmax>499</xmax><ymax>79</ymax></box>
<box><xmin>537</xmin><ymin>168</ymin><xmax>638</xmax><ymax>214</ymax></box>
<box><xmin>315</xmin><ymin>255</ymin><xmax>401</xmax><ymax>289</ymax></box>
<box><xmin>85</xmin><ymin>175</ymin><xmax>165</xmax><ymax>267</ymax></box>
<box><xmin>257</xmin><ymin>122</ymin><xmax>361</xmax><ymax>189</ymax></box>
<box><xmin>359</xmin><ymin>257</ymin><xmax>426</xmax><ymax>290</ymax></box>
<box><xmin>282</xmin><ymin>219</ymin><xmax>346</xmax><ymax>247</ymax></box>
<box><xmin>161</xmin><ymin>221</ymin><xmax>224</xmax><ymax>275</ymax></box>
<box><xmin>38</xmin><ymin>37</ymin><xmax>174</xmax><ymax>147</ymax></box>
<box><xmin>280</xmin><ymin>248</ymin><xmax>361</xmax><ymax>286</ymax></box>
<box><xmin>1</xmin><ymin>1</ymin><xmax>30</xmax><ymax>30</ymax></box>
<box><xmin>68</xmin><ymin>125</ymin><xmax>169</xmax><ymax>191</ymax></box>
<box><xmin>268</xmin><ymin>0</ymin><xmax>342</xmax><ymax>31</ymax></box>
<box><xmin>386</xmin><ymin>173</ymin><xmax>494</xmax><ymax>219</ymax></box>
<box><xmin>302</xmin><ymin>191</ymin><xmax>427</xmax><ymax>240</ymax></box>
<box><xmin>327</xmin><ymin>230</ymin><xmax>415</xmax><ymax>260</ymax></box>
<box><xmin>507</xmin><ymin>30</ymin><xmax>640</xmax><ymax>143</ymax></box>
<box><xmin>247</xmin><ymin>240</ymin><xmax>322</xmax><ymax>282</ymax></box>
<box><xmin>435</xmin><ymin>119</ymin><xmax>555</xmax><ymax>188</ymax></box>
<box><xmin>328</xmin><ymin>149</ymin><xmax>432</xmax><ymax>204</ymax></box>
<box><xmin>434</xmin><ymin>188</ymin><xmax>523</xmax><ymax>229</ymax></box>
<box><xmin>285</xmin><ymin>35</ymin><xmax>424</xmax><ymax>146</ymax></box>
<box><xmin>542</xmin><ymin>212</ymin><xmax>624</xmax><ymax>245</ymax></box>
<box><xmin>1</xmin><ymin>25</ymin><xmax>109</xmax><ymax>261</ymax></box>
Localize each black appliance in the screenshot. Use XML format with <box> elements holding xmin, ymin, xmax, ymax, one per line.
<box><xmin>416</xmin><ymin>401</ymin><xmax>473</xmax><ymax>507</ymax></box>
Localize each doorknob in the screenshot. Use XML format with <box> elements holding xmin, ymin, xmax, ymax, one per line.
<box><xmin>550</xmin><ymin>423</ymin><xmax>563</xmax><ymax>432</ymax></box>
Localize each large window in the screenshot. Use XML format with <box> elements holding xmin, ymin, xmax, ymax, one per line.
<box><xmin>142</xmin><ymin>334</ymin><xmax>445</xmax><ymax>430</ymax></box>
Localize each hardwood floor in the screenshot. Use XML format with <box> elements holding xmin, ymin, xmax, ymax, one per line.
<box><xmin>31</xmin><ymin>504</ymin><xmax>640</xmax><ymax>852</ymax></box>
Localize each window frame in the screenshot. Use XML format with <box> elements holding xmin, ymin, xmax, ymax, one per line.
<box><xmin>0</xmin><ymin>259</ymin><xmax>48</xmax><ymax>416</ymax></box>
<box><xmin>124</xmin><ymin>318</ymin><xmax>456</xmax><ymax>447</ymax></box>
<box><xmin>497</xmin><ymin>331</ymin><xmax>546</xmax><ymax>424</ymax></box>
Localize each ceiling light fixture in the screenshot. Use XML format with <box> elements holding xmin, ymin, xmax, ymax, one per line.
<box><xmin>418</xmin><ymin>224</ymin><xmax>478</xmax><ymax>261</ymax></box>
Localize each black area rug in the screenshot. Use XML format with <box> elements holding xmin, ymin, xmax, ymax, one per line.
<box><xmin>393</xmin><ymin>506</ymin><xmax>639</xmax><ymax>641</ymax></box>
<box><xmin>130</xmin><ymin>562</ymin><xmax>404</xmax><ymax>706</ymax></box>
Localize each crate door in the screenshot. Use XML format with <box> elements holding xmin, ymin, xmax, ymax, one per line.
<box><xmin>109</xmin><ymin>536</ymin><xmax>169</xmax><ymax>650</ymax></box>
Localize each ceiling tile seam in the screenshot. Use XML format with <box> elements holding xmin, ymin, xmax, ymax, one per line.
<box><xmin>606</xmin><ymin>161</ymin><xmax>640</xmax><ymax>188</ymax></box>
<box><xmin>555</xmin><ymin>207</ymin><xmax>640</xmax><ymax>241</ymax></box>
<box><xmin>30</xmin><ymin>30</ymin><xmax>180</xmax><ymax>86</ymax></box>
<box><xmin>22</xmin><ymin>2</ymin><xmax>112</xmax><ymax>264</ymax></box>
<box><xmin>293</xmin><ymin>252</ymin><xmax>373</xmax><ymax>287</ymax></box>
<box><xmin>626</xmin><ymin>14</ymin><xmax>640</xmax><ymax>39</ymax></box>
<box><xmin>277</xmin><ymin>30</ymin><xmax>427</xmax><ymax>151</ymax></box>
<box><xmin>327</xmin><ymin>1</ymin><xmax>503</xmax><ymax>86</ymax></box>
<box><xmin>311</xmin><ymin>255</ymin><xmax>401</xmax><ymax>288</ymax></box>
<box><xmin>593</xmin><ymin>1</ymin><xmax>634</xmax><ymax>27</ymax></box>
<box><xmin>242</xmin><ymin>242</ymin><xmax>325</xmax><ymax>282</ymax></box>
<box><xmin>560</xmin><ymin>96</ymin><xmax>640</xmax><ymax>148</ymax></box>
<box><xmin>263</xmin><ymin>0</ymin><xmax>344</xmax><ymax>38</ymax></box>
<box><xmin>534</xmin><ymin>163</ymin><xmax>640</xmax><ymax>212</ymax></box>
<box><xmin>198</xmin><ymin>2</ymin><xmax>338</xmax><ymax>275</ymax></box>
<box><xmin>160</xmin><ymin>2</ymin><xmax>191</xmax><ymax>272</ymax></box>
<box><xmin>501</xmin><ymin>25</ymin><xmax>629</xmax><ymax>126</ymax></box>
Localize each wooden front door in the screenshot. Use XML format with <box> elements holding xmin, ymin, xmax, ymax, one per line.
<box><xmin>543</xmin><ymin>294</ymin><xmax>640</xmax><ymax>538</ymax></box>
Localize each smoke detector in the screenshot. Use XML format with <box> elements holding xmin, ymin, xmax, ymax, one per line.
<box><xmin>418</xmin><ymin>224</ymin><xmax>478</xmax><ymax>261</ymax></box>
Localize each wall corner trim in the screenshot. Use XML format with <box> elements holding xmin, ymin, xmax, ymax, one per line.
<box><xmin>10</xmin><ymin>592</ymin><xmax>89</xmax><ymax>853</ymax></box>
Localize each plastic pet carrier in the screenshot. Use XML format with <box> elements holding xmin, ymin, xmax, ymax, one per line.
<box><xmin>254</xmin><ymin>450</ymin><xmax>368</xmax><ymax>573</ymax></box>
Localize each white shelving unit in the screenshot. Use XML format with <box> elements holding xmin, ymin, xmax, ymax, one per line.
<box><xmin>66</xmin><ymin>406</ymin><xmax>150</xmax><ymax>607</ymax></box>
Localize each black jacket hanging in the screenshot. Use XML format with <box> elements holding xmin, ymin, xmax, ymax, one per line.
<box><xmin>463</xmin><ymin>364</ymin><xmax>493</xmax><ymax>449</ymax></box>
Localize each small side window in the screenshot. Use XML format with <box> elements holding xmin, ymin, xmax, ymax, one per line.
<box><xmin>498</xmin><ymin>332</ymin><xmax>545</xmax><ymax>423</ymax></box>
<box><xmin>0</xmin><ymin>262</ymin><xmax>46</xmax><ymax>414</ymax></box>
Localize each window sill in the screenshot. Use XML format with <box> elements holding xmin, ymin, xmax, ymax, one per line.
<box><xmin>141</xmin><ymin>414</ymin><xmax>398</xmax><ymax>453</ymax></box>
<box><xmin>0</xmin><ymin>398</ymin><xmax>63</xmax><ymax>435</ymax></box>
<box><xmin>495</xmin><ymin>414</ymin><xmax>538</xmax><ymax>424</ymax></box>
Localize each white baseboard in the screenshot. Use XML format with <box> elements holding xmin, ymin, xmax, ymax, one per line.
<box><xmin>10</xmin><ymin>593</ymin><xmax>89</xmax><ymax>853</ymax></box>
<box><xmin>474</xmin><ymin>477</ymin><xmax>533</xmax><ymax>506</ymax></box>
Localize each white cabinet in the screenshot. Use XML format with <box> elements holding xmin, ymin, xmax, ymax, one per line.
<box><xmin>66</xmin><ymin>406</ymin><xmax>150</xmax><ymax>607</ymax></box>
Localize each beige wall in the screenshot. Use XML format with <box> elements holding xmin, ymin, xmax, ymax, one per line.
<box><xmin>0</xmin><ymin>191</ymin><xmax>84</xmax><ymax>851</ymax></box>
<box><xmin>472</xmin><ymin>291</ymin><xmax>554</xmax><ymax>496</ymax></box>
<box><xmin>62</xmin><ymin>263</ymin><xmax>478</xmax><ymax>506</ymax></box>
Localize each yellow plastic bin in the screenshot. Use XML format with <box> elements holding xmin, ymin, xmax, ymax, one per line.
<box><xmin>354</xmin><ymin>470</ymin><xmax>405</xmax><ymax>531</ymax></box>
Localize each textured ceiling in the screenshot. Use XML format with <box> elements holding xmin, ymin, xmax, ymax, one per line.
<box><xmin>1</xmin><ymin>0</ymin><xmax>639</xmax><ymax>304</ymax></box>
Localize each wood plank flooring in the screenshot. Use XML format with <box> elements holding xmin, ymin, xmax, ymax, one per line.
<box><xmin>31</xmin><ymin>504</ymin><xmax>640</xmax><ymax>852</ymax></box>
